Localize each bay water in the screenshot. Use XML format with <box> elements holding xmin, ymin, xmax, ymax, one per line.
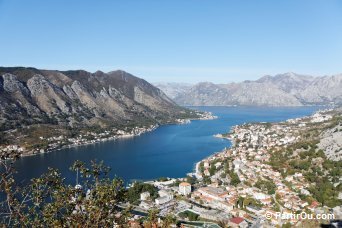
<box><xmin>13</xmin><ymin>106</ymin><xmax>320</xmax><ymax>184</ymax></box>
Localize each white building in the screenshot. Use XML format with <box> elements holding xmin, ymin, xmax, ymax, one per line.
<box><xmin>204</xmin><ymin>161</ymin><xmax>210</xmax><ymax>168</ymax></box>
<box><xmin>253</xmin><ymin>192</ymin><xmax>269</xmax><ymax>200</ymax></box>
<box><xmin>155</xmin><ymin>190</ymin><xmax>173</xmax><ymax>205</ymax></box>
<box><xmin>155</xmin><ymin>196</ymin><xmax>171</xmax><ymax>205</ymax></box>
<box><xmin>179</xmin><ymin>182</ymin><xmax>191</xmax><ymax>195</ymax></box>
<box><xmin>140</xmin><ymin>191</ymin><xmax>150</xmax><ymax>201</ymax></box>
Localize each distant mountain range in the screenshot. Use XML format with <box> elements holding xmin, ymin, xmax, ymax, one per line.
<box><xmin>155</xmin><ymin>72</ymin><xmax>342</xmax><ymax>106</ymax></box>
<box><xmin>0</xmin><ymin>67</ymin><xmax>193</xmax><ymax>131</ymax></box>
<box><xmin>153</xmin><ymin>82</ymin><xmax>192</xmax><ymax>100</ymax></box>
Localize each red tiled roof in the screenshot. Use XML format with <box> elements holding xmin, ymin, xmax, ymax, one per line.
<box><xmin>230</xmin><ymin>217</ymin><xmax>244</xmax><ymax>224</ymax></box>
<box><xmin>310</xmin><ymin>201</ymin><xmax>320</xmax><ymax>207</ymax></box>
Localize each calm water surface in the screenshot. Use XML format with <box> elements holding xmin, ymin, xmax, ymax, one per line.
<box><xmin>13</xmin><ymin>106</ymin><xmax>320</xmax><ymax>184</ymax></box>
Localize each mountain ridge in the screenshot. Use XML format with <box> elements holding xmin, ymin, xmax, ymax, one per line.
<box><xmin>0</xmin><ymin>67</ymin><xmax>195</xmax><ymax>131</ymax></box>
<box><xmin>155</xmin><ymin>72</ymin><xmax>342</xmax><ymax>106</ymax></box>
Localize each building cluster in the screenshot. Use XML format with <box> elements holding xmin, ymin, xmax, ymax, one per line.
<box><xmin>190</xmin><ymin>111</ymin><xmax>338</xmax><ymax>226</ymax></box>
<box><xmin>0</xmin><ymin>144</ymin><xmax>25</xmax><ymax>154</ymax></box>
<box><xmin>127</xmin><ymin>110</ymin><xmax>339</xmax><ymax>227</ymax></box>
<box><xmin>3</xmin><ymin>125</ymin><xmax>157</xmax><ymax>157</ymax></box>
<box><xmin>196</xmin><ymin>111</ymin><xmax>218</xmax><ymax>120</ymax></box>
<box><xmin>310</xmin><ymin>111</ymin><xmax>333</xmax><ymax>123</ymax></box>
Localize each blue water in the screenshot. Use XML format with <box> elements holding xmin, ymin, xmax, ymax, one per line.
<box><xmin>13</xmin><ymin>106</ymin><xmax>320</xmax><ymax>184</ymax></box>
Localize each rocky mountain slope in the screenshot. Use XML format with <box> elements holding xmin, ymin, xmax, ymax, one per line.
<box><xmin>153</xmin><ymin>82</ymin><xmax>192</xmax><ymax>99</ymax></box>
<box><xmin>317</xmin><ymin>109</ymin><xmax>342</xmax><ymax>161</ymax></box>
<box><xmin>156</xmin><ymin>72</ymin><xmax>342</xmax><ymax>106</ymax></box>
<box><xmin>0</xmin><ymin>67</ymin><xmax>194</xmax><ymax>131</ymax></box>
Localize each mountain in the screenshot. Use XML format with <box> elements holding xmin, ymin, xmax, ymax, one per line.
<box><xmin>156</xmin><ymin>72</ymin><xmax>342</xmax><ymax>106</ymax></box>
<box><xmin>0</xmin><ymin>67</ymin><xmax>195</xmax><ymax>131</ymax></box>
<box><xmin>153</xmin><ymin>82</ymin><xmax>192</xmax><ymax>99</ymax></box>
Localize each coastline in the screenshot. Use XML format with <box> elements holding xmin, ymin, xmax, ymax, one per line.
<box><xmin>12</xmin><ymin>111</ymin><xmax>218</xmax><ymax>159</ymax></box>
<box><xmin>191</xmin><ymin>108</ymin><xmax>333</xmax><ymax>181</ymax></box>
<box><xmin>184</xmin><ymin>108</ymin><xmax>341</xmax><ymax>226</ymax></box>
<box><xmin>193</xmin><ymin>150</ymin><xmax>230</xmax><ymax>179</ymax></box>
<box><xmin>18</xmin><ymin>125</ymin><xmax>159</xmax><ymax>158</ymax></box>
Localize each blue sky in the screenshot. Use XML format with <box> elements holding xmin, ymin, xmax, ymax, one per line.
<box><xmin>0</xmin><ymin>0</ymin><xmax>341</xmax><ymax>83</ymax></box>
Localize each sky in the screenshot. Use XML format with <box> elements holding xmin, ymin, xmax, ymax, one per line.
<box><xmin>0</xmin><ymin>0</ymin><xmax>341</xmax><ymax>83</ymax></box>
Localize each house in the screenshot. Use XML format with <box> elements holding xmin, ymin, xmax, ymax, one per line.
<box><xmin>155</xmin><ymin>196</ymin><xmax>170</xmax><ymax>205</ymax></box>
<box><xmin>217</xmin><ymin>201</ymin><xmax>234</xmax><ymax>211</ymax></box>
<box><xmin>308</xmin><ymin>201</ymin><xmax>320</xmax><ymax>211</ymax></box>
<box><xmin>253</xmin><ymin>192</ymin><xmax>269</xmax><ymax>200</ymax></box>
<box><xmin>179</xmin><ymin>182</ymin><xmax>191</xmax><ymax>195</ymax></box>
<box><xmin>139</xmin><ymin>201</ymin><xmax>153</xmax><ymax>210</ymax></box>
<box><xmin>245</xmin><ymin>205</ymin><xmax>263</xmax><ymax>215</ymax></box>
<box><xmin>229</xmin><ymin>217</ymin><xmax>248</xmax><ymax>228</ymax></box>
<box><xmin>158</xmin><ymin>190</ymin><xmax>172</xmax><ymax>198</ymax></box>
<box><xmin>300</xmin><ymin>188</ymin><xmax>310</xmax><ymax>196</ymax></box>
<box><xmin>127</xmin><ymin>220</ymin><xmax>141</xmax><ymax>228</ymax></box>
<box><xmin>214</xmin><ymin>162</ymin><xmax>222</xmax><ymax>169</ymax></box>
<box><xmin>197</xmin><ymin>187</ymin><xmax>228</xmax><ymax>201</ymax></box>
<box><xmin>199</xmin><ymin>210</ymin><xmax>218</xmax><ymax>221</ymax></box>
<box><xmin>204</xmin><ymin>169</ymin><xmax>210</xmax><ymax>176</ymax></box>
<box><xmin>140</xmin><ymin>192</ymin><xmax>150</xmax><ymax>201</ymax></box>
<box><xmin>155</xmin><ymin>190</ymin><xmax>173</xmax><ymax>205</ymax></box>
<box><xmin>204</xmin><ymin>161</ymin><xmax>210</xmax><ymax>168</ymax></box>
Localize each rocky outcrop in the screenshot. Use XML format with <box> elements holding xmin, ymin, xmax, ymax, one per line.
<box><xmin>27</xmin><ymin>75</ymin><xmax>70</xmax><ymax>114</ymax></box>
<box><xmin>318</xmin><ymin>124</ymin><xmax>342</xmax><ymax>161</ymax></box>
<box><xmin>3</xmin><ymin>73</ymin><xmax>30</xmax><ymax>94</ymax></box>
<box><xmin>0</xmin><ymin>67</ymin><xmax>188</xmax><ymax>130</ymax></box>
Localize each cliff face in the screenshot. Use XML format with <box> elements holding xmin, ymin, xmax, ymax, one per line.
<box><xmin>156</xmin><ymin>72</ymin><xmax>342</xmax><ymax>106</ymax></box>
<box><xmin>0</xmin><ymin>67</ymin><xmax>187</xmax><ymax>131</ymax></box>
<box><xmin>318</xmin><ymin>123</ymin><xmax>342</xmax><ymax>161</ymax></box>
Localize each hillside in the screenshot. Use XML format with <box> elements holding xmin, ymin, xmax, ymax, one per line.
<box><xmin>0</xmin><ymin>67</ymin><xmax>200</xmax><ymax>153</ymax></box>
<box><xmin>0</xmin><ymin>67</ymin><xmax>197</xmax><ymax>130</ymax></box>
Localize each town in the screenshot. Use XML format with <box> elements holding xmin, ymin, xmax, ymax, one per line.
<box><xmin>120</xmin><ymin>109</ymin><xmax>341</xmax><ymax>227</ymax></box>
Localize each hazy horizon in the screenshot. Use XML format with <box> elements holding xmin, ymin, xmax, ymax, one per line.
<box><xmin>2</xmin><ymin>65</ymin><xmax>339</xmax><ymax>84</ymax></box>
<box><xmin>1</xmin><ymin>0</ymin><xmax>341</xmax><ymax>83</ymax></box>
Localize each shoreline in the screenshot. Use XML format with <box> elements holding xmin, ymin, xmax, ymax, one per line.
<box><xmin>193</xmin><ymin>149</ymin><xmax>230</xmax><ymax>179</ymax></box>
<box><xmin>191</xmin><ymin>108</ymin><xmax>331</xmax><ymax>180</ymax></box>
<box><xmin>12</xmin><ymin>112</ymin><xmax>217</xmax><ymax>159</ymax></box>
<box><xmin>18</xmin><ymin>125</ymin><xmax>159</xmax><ymax>158</ymax></box>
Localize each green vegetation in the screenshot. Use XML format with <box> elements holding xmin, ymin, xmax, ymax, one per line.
<box><xmin>209</xmin><ymin>165</ymin><xmax>216</xmax><ymax>176</ymax></box>
<box><xmin>254</xmin><ymin>178</ymin><xmax>276</xmax><ymax>194</ymax></box>
<box><xmin>243</xmin><ymin>197</ymin><xmax>262</xmax><ymax>208</ymax></box>
<box><xmin>0</xmin><ymin>132</ymin><xmax>8</xmax><ymax>144</ymax></box>
<box><xmin>199</xmin><ymin>161</ymin><xmax>204</xmax><ymax>173</ymax></box>
<box><xmin>0</xmin><ymin>158</ymin><xmax>129</xmax><ymax>226</ymax></box>
<box><xmin>127</xmin><ymin>182</ymin><xmax>159</xmax><ymax>204</ymax></box>
<box><xmin>161</xmin><ymin>213</ymin><xmax>177</xmax><ymax>228</ymax></box>
<box><xmin>227</xmin><ymin>170</ymin><xmax>240</xmax><ymax>186</ymax></box>
<box><xmin>267</xmin><ymin>121</ymin><xmax>342</xmax><ymax>208</ymax></box>
<box><xmin>158</xmin><ymin>177</ymin><xmax>169</xmax><ymax>182</ymax></box>
<box><xmin>178</xmin><ymin>210</ymin><xmax>199</xmax><ymax>221</ymax></box>
<box><xmin>186</xmin><ymin>176</ymin><xmax>197</xmax><ymax>185</ymax></box>
<box><xmin>203</xmin><ymin>176</ymin><xmax>212</xmax><ymax>185</ymax></box>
